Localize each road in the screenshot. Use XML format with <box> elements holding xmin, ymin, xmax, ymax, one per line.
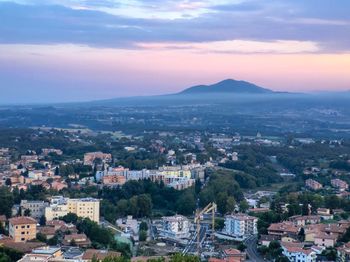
<box><xmin>183</xmin><ymin>225</ymin><xmax>207</xmax><ymax>254</ymax></box>
<box><xmin>244</xmin><ymin>236</ymin><xmax>266</xmax><ymax>262</ymax></box>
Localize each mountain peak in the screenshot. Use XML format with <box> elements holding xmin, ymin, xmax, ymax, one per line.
<box><xmin>178</xmin><ymin>79</ymin><xmax>273</xmax><ymax>95</ymax></box>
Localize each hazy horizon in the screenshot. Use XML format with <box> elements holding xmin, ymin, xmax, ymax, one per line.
<box><xmin>1</xmin><ymin>0</ymin><xmax>350</xmax><ymax>104</ymax></box>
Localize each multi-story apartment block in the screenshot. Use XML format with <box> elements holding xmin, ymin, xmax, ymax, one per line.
<box><xmin>102</xmin><ymin>174</ymin><xmax>126</xmax><ymax>186</ymax></box>
<box><xmin>9</xmin><ymin>216</ymin><xmax>37</xmax><ymax>242</ymax></box>
<box><xmin>20</xmin><ymin>200</ymin><xmax>49</xmax><ymax>219</ymax></box>
<box><xmin>305</xmin><ymin>179</ymin><xmax>323</xmax><ymax>190</ymax></box>
<box><xmin>159</xmin><ymin>215</ymin><xmax>190</xmax><ymax>239</ymax></box>
<box><xmin>20</xmin><ymin>155</ymin><xmax>38</xmax><ymax>165</ymax></box>
<box><xmin>45</xmin><ymin>197</ymin><xmax>100</xmax><ymax>223</ymax></box>
<box><xmin>157</xmin><ymin>166</ymin><xmax>192</xmax><ymax>179</ymax></box>
<box><xmin>224</xmin><ymin>213</ymin><xmax>258</xmax><ymax>240</ymax></box>
<box><xmin>331</xmin><ymin>179</ymin><xmax>349</xmax><ymax>192</ymax></box>
<box><xmin>84</xmin><ymin>152</ymin><xmax>112</xmax><ymax>166</ymax></box>
<box><xmin>41</xmin><ymin>148</ymin><xmax>63</xmax><ymax>156</ymax></box>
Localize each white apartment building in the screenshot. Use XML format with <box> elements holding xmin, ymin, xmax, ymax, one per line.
<box><xmin>282</xmin><ymin>245</ymin><xmax>317</xmax><ymax>262</ymax></box>
<box><xmin>45</xmin><ymin>196</ymin><xmax>100</xmax><ymax>223</ymax></box>
<box><xmin>224</xmin><ymin>213</ymin><xmax>257</xmax><ymax>240</ymax></box>
<box><xmin>159</xmin><ymin>215</ymin><xmax>190</xmax><ymax>239</ymax></box>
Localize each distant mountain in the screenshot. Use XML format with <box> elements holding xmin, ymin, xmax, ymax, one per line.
<box><xmin>178</xmin><ymin>79</ymin><xmax>274</xmax><ymax>95</ymax></box>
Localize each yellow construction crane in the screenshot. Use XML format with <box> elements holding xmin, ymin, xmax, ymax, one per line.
<box><xmin>194</xmin><ymin>202</ymin><xmax>217</xmax><ymax>254</ymax></box>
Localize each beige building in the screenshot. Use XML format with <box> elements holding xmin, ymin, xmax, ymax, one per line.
<box><xmin>9</xmin><ymin>216</ymin><xmax>37</xmax><ymax>242</ymax></box>
<box><xmin>45</xmin><ymin>197</ymin><xmax>100</xmax><ymax>223</ymax></box>
<box><xmin>305</xmin><ymin>179</ymin><xmax>323</xmax><ymax>190</ymax></box>
<box><xmin>83</xmin><ymin>152</ymin><xmax>112</xmax><ymax>166</ymax></box>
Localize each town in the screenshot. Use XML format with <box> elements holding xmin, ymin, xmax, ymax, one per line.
<box><xmin>0</xmin><ymin>127</ymin><xmax>349</xmax><ymax>262</ymax></box>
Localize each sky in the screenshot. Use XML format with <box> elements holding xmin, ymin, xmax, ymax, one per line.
<box><xmin>0</xmin><ymin>0</ymin><xmax>350</xmax><ymax>103</ymax></box>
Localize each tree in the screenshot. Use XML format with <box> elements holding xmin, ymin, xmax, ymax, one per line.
<box><xmin>139</xmin><ymin>230</ymin><xmax>147</xmax><ymax>242</ymax></box>
<box><xmin>24</xmin><ymin>209</ymin><xmax>31</xmax><ymax>217</ymax></box>
<box><xmin>0</xmin><ymin>187</ymin><xmax>14</xmax><ymax>217</ymax></box>
<box><xmin>5</xmin><ymin>179</ymin><xmax>11</xmax><ymax>187</ymax></box>
<box><xmin>36</xmin><ymin>232</ymin><xmax>47</xmax><ymax>243</ymax></box>
<box><xmin>239</xmin><ymin>200</ymin><xmax>249</xmax><ymax>213</ymax></box>
<box><xmin>214</xmin><ymin>218</ymin><xmax>225</xmax><ymax>230</ymax></box>
<box><xmin>298</xmin><ymin>227</ymin><xmax>305</xmax><ymax>242</ymax></box>
<box><xmin>101</xmin><ymin>256</ymin><xmax>128</xmax><ymax>262</ymax></box>
<box><xmin>0</xmin><ymin>252</ymin><xmax>10</xmax><ymax>262</ymax></box>
<box><xmin>169</xmin><ymin>253</ymin><xmax>200</xmax><ymax>262</ymax></box>
<box><xmin>70</xmin><ymin>239</ymin><xmax>77</xmax><ymax>247</ymax></box>
<box><xmin>226</xmin><ymin>197</ymin><xmax>236</xmax><ymax>214</ymax></box>
<box><xmin>47</xmin><ymin>234</ymin><xmax>59</xmax><ymax>246</ymax></box>
<box><xmin>62</xmin><ymin>213</ymin><xmax>78</xmax><ymax>224</ymax></box>
<box><xmin>302</xmin><ymin>203</ymin><xmax>310</xmax><ymax>216</ymax></box>
<box><xmin>139</xmin><ymin>221</ymin><xmax>148</xmax><ymax>231</ymax></box>
<box><xmin>176</xmin><ymin>191</ymin><xmax>195</xmax><ymax>216</ymax></box>
<box><xmin>137</xmin><ymin>194</ymin><xmax>152</xmax><ymax>218</ymax></box>
<box><xmin>237</xmin><ymin>242</ymin><xmax>247</xmax><ymax>252</ymax></box>
<box><xmin>39</xmin><ymin>215</ymin><xmax>46</xmax><ymax>226</ymax></box>
<box><xmin>54</xmin><ymin>167</ymin><xmax>60</xmax><ymax>176</ymax></box>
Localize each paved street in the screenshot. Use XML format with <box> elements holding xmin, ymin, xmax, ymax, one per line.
<box><xmin>244</xmin><ymin>236</ymin><xmax>266</xmax><ymax>262</ymax></box>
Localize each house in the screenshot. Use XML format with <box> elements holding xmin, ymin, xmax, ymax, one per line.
<box><xmin>84</xmin><ymin>152</ymin><xmax>112</xmax><ymax>166</ymax></box>
<box><xmin>314</xmin><ymin>232</ymin><xmax>338</xmax><ymax>247</ymax></box>
<box><xmin>331</xmin><ymin>179</ymin><xmax>349</xmax><ymax>192</ymax></box>
<box><xmin>281</xmin><ymin>242</ymin><xmax>317</xmax><ymax>262</ymax></box>
<box><xmin>223</xmin><ymin>248</ymin><xmax>246</xmax><ymax>261</ymax></box>
<box><xmin>9</xmin><ymin>216</ymin><xmax>37</xmax><ymax>242</ymax></box>
<box><xmin>82</xmin><ymin>249</ymin><xmax>121</xmax><ymax>262</ymax></box>
<box><xmin>305</xmin><ymin>179</ymin><xmax>322</xmax><ymax>190</ymax></box>
<box><xmin>63</xmin><ymin>234</ymin><xmax>91</xmax><ymax>248</ymax></box>
<box><xmin>289</xmin><ymin>215</ymin><xmax>321</xmax><ymax>226</ymax></box>
<box><xmin>17</xmin><ymin>254</ymin><xmax>52</xmax><ymax>262</ymax></box>
<box><xmin>267</xmin><ymin>222</ymin><xmax>300</xmax><ymax>238</ymax></box>
<box><xmin>259</xmin><ymin>235</ymin><xmax>279</xmax><ymax>246</ymax></box>
<box><xmin>31</xmin><ymin>246</ymin><xmax>62</xmax><ymax>258</ymax></box>
<box><xmin>38</xmin><ymin>226</ymin><xmax>56</xmax><ymax>240</ymax></box>
<box><xmin>317</xmin><ymin>208</ymin><xmax>333</xmax><ymax>220</ymax></box>
<box><xmin>337</xmin><ymin>242</ymin><xmax>350</xmax><ymax>262</ymax></box>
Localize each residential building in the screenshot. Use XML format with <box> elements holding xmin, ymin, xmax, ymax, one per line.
<box><xmin>82</xmin><ymin>249</ymin><xmax>121</xmax><ymax>262</ymax></box>
<box><xmin>224</xmin><ymin>213</ymin><xmax>257</xmax><ymax>240</ymax></box>
<box><xmin>83</xmin><ymin>152</ymin><xmax>112</xmax><ymax>166</ymax></box>
<box><xmin>331</xmin><ymin>179</ymin><xmax>349</xmax><ymax>192</ymax></box>
<box><xmin>31</xmin><ymin>246</ymin><xmax>62</xmax><ymax>258</ymax></box>
<box><xmin>41</xmin><ymin>149</ymin><xmax>63</xmax><ymax>156</ymax></box>
<box><xmin>102</xmin><ymin>174</ymin><xmax>126</xmax><ymax>186</ymax></box>
<box><xmin>317</xmin><ymin>208</ymin><xmax>333</xmax><ymax>220</ymax></box>
<box><xmin>9</xmin><ymin>216</ymin><xmax>37</xmax><ymax>242</ymax></box>
<box><xmin>45</xmin><ymin>197</ymin><xmax>100</xmax><ymax>223</ymax></box>
<box><xmin>259</xmin><ymin>235</ymin><xmax>279</xmax><ymax>246</ymax></box>
<box><xmin>281</xmin><ymin>243</ymin><xmax>317</xmax><ymax>262</ymax></box>
<box><xmin>268</xmin><ymin>222</ymin><xmax>300</xmax><ymax>238</ymax></box>
<box><xmin>314</xmin><ymin>232</ymin><xmax>338</xmax><ymax>247</ymax></box>
<box><xmin>337</xmin><ymin>242</ymin><xmax>350</xmax><ymax>262</ymax></box>
<box><xmin>223</xmin><ymin>248</ymin><xmax>246</xmax><ymax>261</ymax></box>
<box><xmin>159</xmin><ymin>215</ymin><xmax>190</xmax><ymax>239</ymax></box>
<box><xmin>289</xmin><ymin>215</ymin><xmax>321</xmax><ymax>226</ymax></box>
<box><xmin>305</xmin><ymin>179</ymin><xmax>323</xmax><ymax>190</ymax></box>
<box><xmin>63</xmin><ymin>233</ymin><xmax>91</xmax><ymax>247</ymax></box>
<box><xmin>20</xmin><ymin>200</ymin><xmax>49</xmax><ymax>219</ymax></box>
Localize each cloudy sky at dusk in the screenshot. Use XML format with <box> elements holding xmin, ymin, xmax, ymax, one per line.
<box><xmin>1</xmin><ymin>0</ymin><xmax>350</xmax><ymax>103</ymax></box>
